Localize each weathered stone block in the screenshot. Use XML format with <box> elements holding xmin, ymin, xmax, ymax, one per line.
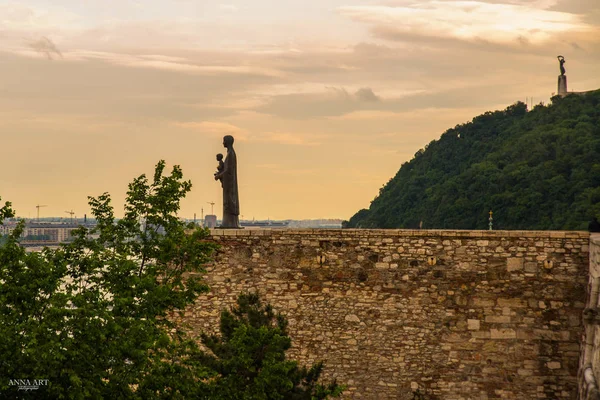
<box><xmin>467</xmin><ymin>319</ymin><xmax>480</xmax><ymax>330</ymax></box>
<box><xmin>490</xmin><ymin>328</ymin><xmax>517</xmax><ymax>339</ymax></box>
<box><xmin>507</xmin><ymin>258</ymin><xmax>524</xmax><ymax>272</ymax></box>
<box><xmin>485</xmin><ymin>315</ymin><xmax>511</xmax><ymax>323</ymax></box>
<box><xmin>497</xmin><ymin>298</ymin><xmax>527</xmax><ymax>308</ymax></box>
<box><xmin>345</xmin><ymin>314</ymin><xmax>361</xmax><ymax>323</ymax></box>
<box><xmin>472</xmin><ymin>298</ymin><xmax>496</xmax><ymax>307</ymax></box>
<box><xmin>547</xmin><ymin>361</ymin><xmax>561</xmax><ymax>369</ymax></box>
<box><xmin>524</xmin><ymin>262</ymin><xmax>537</xmax><ymax>273</ymax></box>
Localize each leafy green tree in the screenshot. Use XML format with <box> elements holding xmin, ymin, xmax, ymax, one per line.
<box><xmin>346</xmin><ymin>90</ymin><xmax>600</xmax><ymax>230</ymax></box>
<box><xmin>0</xmin><ymin>197</ymin><xmax>13</xmax><ymax>222</ymax></box>
<box><xmin>1</xmin><ymin>164</ymin><xmax>344</xmax><ymax>399</ymax></box>
<box><xmin>199</xmin><ymin>293</ymin><xmax>344</xmax><ymax>400</ymax></box>
<box><xmin>0</xmin><ymin>161</ymin><xmax>217</xmax><ymax>399</ymax></box>
<box><xmin>0</xmin><ymin>198</ymin><xmax>14</xmax><ymax>247</ymax></box>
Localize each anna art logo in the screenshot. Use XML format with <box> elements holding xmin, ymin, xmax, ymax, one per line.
<box><xmin>8</xmin><ymin>379</ymin><xmax>49</xmax><ymax>391</ymax></box>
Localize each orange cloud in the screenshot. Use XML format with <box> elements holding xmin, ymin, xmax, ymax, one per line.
<box><xmin>257</xmin><ymin>132</ymin><xmax>324</xmax><ymax>146</ymax></box>
<box><xmin>339</xmin><ymin>1</ymin><xmax>593</xmax><ymax>46</ymax></box>
<box><xmin>174</xmin><ymin>121</ymin><xmax>250</xmax><ymax>141</ymax></box>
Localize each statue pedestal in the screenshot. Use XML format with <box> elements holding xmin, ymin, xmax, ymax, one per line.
<box><xmin>558</xmin><ymin>75</ymin><xmax>568</xmax><ymax>96</ymax></box>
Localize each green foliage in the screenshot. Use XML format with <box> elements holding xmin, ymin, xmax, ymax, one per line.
<box><xmin>0</xmin><ymin>197</ymin><xmax>14</xmax><ymax>222</ymax></box>
<box><xmin>0</xmin><ymin>197</ymin><xmax>14</xmax><ymax>249</ymax></box>
<box><xmin>198</xmin><ymin>293</ymin><xmax>344</xmax><ymax>400</ymax></box>
<box><xmin>0</xmin><ymin>164</ymin><xmax>345</xmax><ymax>399</ymax></box>
<box><xmin>0</xmin><ymin>161</ymin><xmax>218</xmax><ymax>399</ymax></box>
<box><xmin>345</xmin><ymin>90</ymin><xmax>600</xmax><ymax>230</ymax></box>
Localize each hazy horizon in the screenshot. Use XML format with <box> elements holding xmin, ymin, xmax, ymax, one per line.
<box><xmin>1</xmin><ymin>0</ymin><xmax>599</xmax><ymax>220</ymax></box>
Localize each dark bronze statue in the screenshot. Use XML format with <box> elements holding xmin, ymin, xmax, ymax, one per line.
<box><xmin>214</xmin><ymin>135</ymin><xmax>240</xmax><ymax>228</ymax></box>
<box><xmin>557</xmin><ymin>55</ymin><xmax>566</xmax><ymax>76</ymax></box>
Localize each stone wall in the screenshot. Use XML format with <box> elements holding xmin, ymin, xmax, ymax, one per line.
<box><xmin>180</xmin><ymin>229</ymin><xmax>589</xmax><ymax>399</ymax></box>
<box><xmin>580</xmin><ymin>234</ymin><xmax>600</xmax><ymax>400</ymax></box>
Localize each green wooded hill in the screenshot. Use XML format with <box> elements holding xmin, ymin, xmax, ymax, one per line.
<box><xmin>345</xmin><ymin>90</ymin><xmax>600</xmax><ymax>230</ymax></box>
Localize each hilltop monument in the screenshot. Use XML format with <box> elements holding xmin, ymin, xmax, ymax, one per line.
<box><xmin>557</xmin><ymin>55</ymin><xmax>567</xmax><ymax>96</ymax></box>
<box><xmin>214</xmin><ymin>135</ymin><xmax>241</xmax><ymax>228</ymax></box>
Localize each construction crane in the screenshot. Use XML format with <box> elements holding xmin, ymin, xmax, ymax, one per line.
<box><xmin>35</xmin><ymin>204</ymin><xmax>47</xmax><ymax>222</ymax></box>
<box><xmin>65</xmin><ymin>210</ymin><xmax>75</xmax><ymax>223</ymax></box>
<box><xmin>207</xmin><ymin>201</ymin><xmax>215</xmax><ymax>215</ymax></box>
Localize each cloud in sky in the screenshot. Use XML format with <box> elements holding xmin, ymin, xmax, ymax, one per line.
<box><xmin>11</xmin><ymin>47</ymin><xmax>285</xmax><ymax>77</ymax></box>
<box><xmin>339</xmin><ymin>0</ymin><xmax>593</xmax><ymax>46</ymax></box>
<box><xmin>174</xmin><ymin>121</ymin><xmax>324</xmax><ymax>146</ymax></box>
<box><xmin>28</xmin><ymin>36</ymin><xmax>62</xmax><ymax>59</ymax></box>
<box><xmin>219</xmin><ymin>4</ymin><xmax>239</xmax><ymax>12</ymax></box>
<box><xmin>255</xmin><ymin>86</ymin><xmax>389</xmax><ymax>119</ymax></box>
<box><xmin>0</xmin><ymin>2</ymin><xmax>81</xmax><ymax>31</ymax></box>
<box><xmin>355</xmin><ymin>87</ymin><xmax>380</xmax><ymax>102</ymax></box>
<box><xmin>257</xmin><ymin>132</ymin><xmax>324</xmax><ymax>146</ymax></box>
<box><xmin>174</xmin><ymin>121</ymin><xmax>250</xmax><ymax>141</ymax></box>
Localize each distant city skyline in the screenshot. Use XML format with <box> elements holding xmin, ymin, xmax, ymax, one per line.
<box><xmin>4</xmin><ymin>214</ymin><xmax>342</xmax><ymax>224</ymax></box>
<box><xmin>1</xmin><ymin>0</ymin><xmax>599</xmax><ymax>220</ymax></box>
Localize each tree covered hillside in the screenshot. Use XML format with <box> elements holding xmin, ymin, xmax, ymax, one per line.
<box><xmin>345</xmin><ymin>90</ymin><xmax>600</xmax><ymax>230</ymax></box>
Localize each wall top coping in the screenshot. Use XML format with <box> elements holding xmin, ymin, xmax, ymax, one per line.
<box><xmin>208</xmin><ymin>228</ymin><xmax>590</xmax><ymax>239</ymax></box>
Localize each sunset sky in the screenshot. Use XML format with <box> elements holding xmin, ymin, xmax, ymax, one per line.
<box><xmin>1</xmin><ymin>0</ymin><xmax>599</xmax><ymax>221</ymax></box>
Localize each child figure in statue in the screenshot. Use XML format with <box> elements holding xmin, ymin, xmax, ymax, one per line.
<box><xmin>214</xmin><ymin>153</ymin><xmax>224</xmax><ymax>187</ymax></box>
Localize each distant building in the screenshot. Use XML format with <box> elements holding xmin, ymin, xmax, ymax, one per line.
<box><xmin>204</xmin><ymin>215</ymin><xmax>217</xmax><ymax>229</ymax></box>
<box><xmin>287</xmin><ymin>219</ymin><xmax>343</xmax><ymax>228</ymax></box>
<box><xmin>240</xmin><ymin>220</ymin><xmax>289</xmax><ymax>229</ymax></box>
<box><xmin>1</xmin><ymin>222</ymin><xmax>80</xmax><ymax>244</ymax></box>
